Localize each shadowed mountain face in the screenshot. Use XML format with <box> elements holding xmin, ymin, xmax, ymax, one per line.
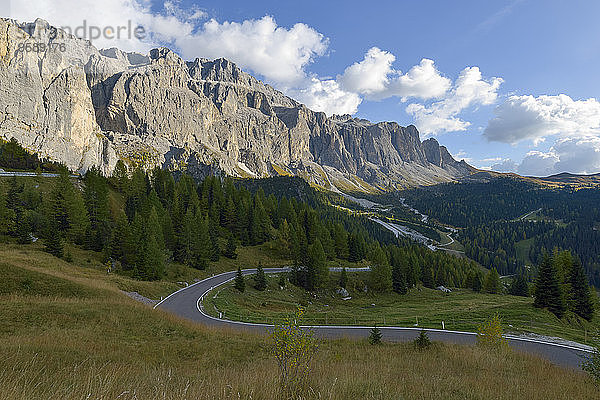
<box><xmin>0</xmin><ymin>18</ymin><xmax>474</xmax><ymax>191</ymax></box>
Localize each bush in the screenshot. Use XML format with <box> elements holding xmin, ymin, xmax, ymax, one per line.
<box><xmin>582</xmin><ymin>331</ymin><xmax>600</xmax><ymax>384</ymax></box>
<box><xmin>414</xmin><ymin>329</ymin><xmax>431</xmax><ymax>350</ymax></box>
<box><xmin>369</xmin><ymin>326</ymin><xmax>382</xmax><ymax>345</ymax></box>
<box><xmin>477</xmin><ymin>313</ymin><xmax>508</xmax><ymax>349</ymax></box>
<box><xmin>271</xmin><ymin>308</ymin><xmax>317</xmax><ymax>396</ymax></box>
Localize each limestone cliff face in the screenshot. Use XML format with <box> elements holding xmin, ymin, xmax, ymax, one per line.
<box><xmin>0</xmin><ymin>18</ymin><xmax>473</xmax><ymax>190</ymax></box>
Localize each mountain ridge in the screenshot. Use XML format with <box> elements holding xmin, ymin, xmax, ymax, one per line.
<box><xmin>0</xmin><ymin>18</ymin><xmax>474</xmax><ymax>191</ymax></box>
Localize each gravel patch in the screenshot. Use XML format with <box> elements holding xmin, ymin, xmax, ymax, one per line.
<box><xmin>122</xmin><ymin>291</ymin><xmax>159</xmax><ymax>306</ymax></box>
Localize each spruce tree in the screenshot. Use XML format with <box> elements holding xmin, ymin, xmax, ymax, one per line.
<box><xmin>43</xmin><ymin>218</ymin><xmax>63</xmax><ymax>258</ymax></box>
<box><xmin>305</xmin><ymin>239</ymin><xmax>328</xmax><ymax>291</ymax></box>
<box><xmin>234</xmin><ymin>266</ymin><xmax>245</xmax><ymax>292</ymax></box>
<box><xmin>421</xmin><ymin>265</ymin><xmax>435</xmax><ymax>289</ymax></box>
<box><xmin>508</xmin><ymin>274</ymin><xmax>529</xmax><ymax>297</ymax></box>
<box><xmin>483</xmin><ymin>268</ymin><xmax>502</xmax><ymax>294</ymax></box>
<box><xmin>472</xmin><ymin>272</ymin><xmax>483</xmax><ymax>292</ymax></box>
<box><xmin>368</xmin><ymin>246</ymin><xmax>392</xmax><ymax>293</ymax></box>
<box><xmin>339</xmin><ymin>267</ymin><xmax>348</xmax><ymax>289</ymax></box>
<box><xmin>0</xmin><ymin>186</ymin><xmax>12</xmax><ymax>235</ymax></box>
<box><xmin>569</xmin><ymin>258</ymin><xmax>594</xmax><ymax>321</ymax></box>
<box><xmin>278</xmin><ymin>272</ymin><xmax>286</xmax><ymax>288</ymax></box>
<box><xmin>392</xmin><ymin>264</ymin><xmax>408</xmax><ymax>295</ymax></box>
<box><xmin>534</xmin><ymin>254</ymin><xmax>567</xmax><ymax>318</ymax></box>
<box><xmin>369</xmin><ymin>326</ymin><xmax>382</xmax><ymax>345</ymax></box>
<box><xmin>224</xmin><ymin>233</ymin><xmax>238</xmax><ymax>259</ymax></box>
<box><xmin>254</xmin><ymin>262</ymin><xmax>267</xmax><ymax>291</ymax></box>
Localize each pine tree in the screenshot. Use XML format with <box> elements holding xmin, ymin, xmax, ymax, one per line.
<box><xmin>305</xmin><ymin>239</ymin><xmax>328</xmax><ymax>291</ymax></box>
<box><xmin>278</xmin><ymin>272</ymin><xmax>286</xmax><ymax>288</ymax></box>
<box><xmin>483</xmin><ymin>268</ymin><xmax>502</xmax><ymax>294</ymax></box>
<box><xmin>369</xmin><ymin>326</ymin><xmax>382</xmax><ymax>345</ymax></box>
<box><xmin>472</xmin><ymin>272</ymin><xmax>483</xmax><ymax>292</ymax></box>
<box><xmin>234</xmin><ymin>266</ymin><xmax>245</xmax><ymax>292</ymax></box>
<box><xmin>569</xmin><ymin>258</ymin><xmax>594</xmax><ymax>321</ymax></box>
<box><xmin>254</xmin><ymin>262</ymin><xmax>267</xmax><ymax>291</ymax></box>
<box><xmin>191</xmin><ymin>213</ymin><xmax>211</xmax><ymax>270</ymax></box>
<box><xmin>368</xmin><ymin>246</ymin><xmax>392</xmax><ymax>293</ymax></box>
<box><xmin>0</xmin><ymin>186</ymin><xmax>12</xmax><ymax>235</ymax></box>
<box><xmin>534</xmin><ymin>254</ymin><xmax>567</xmax><ymax>318</ymax></box>
<box><xmin>508</xmin><ymin>274</ymin><xmax>529</xmax><ymax>297</ymax></box>
<box><xmin>224</xmin><ymin>233</ymin><xmax>238</xmax><ymax>259</ymax></box>
<box><xmin>43</xmin><ymin>218</ymin><xmax>63</xmax><ymax>258</ymax></box>
<box><xmin>339</xmin><ymin>267</ymin><xmax>348</xmax><ymax>289</ymax></box>
<box><xmin>421</xmin><ymin>265</ymin><xmax>435</xmax><ymax>289</ymax></box>
<box><xmin>392</xmin><ymin>263</ymin><xmax>408</xmax><ymax>295</ymax></box>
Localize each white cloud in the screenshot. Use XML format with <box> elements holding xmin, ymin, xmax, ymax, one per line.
<box><xmin>406</xmin><ymin>66</ymin><xmax>503</xmax><ymax>135</ymax></box>
<box><xmin>492</xmin><ymin>137</ymin><xmax>600</xmax><ymax>176</ymax></box>
<box><xmin>517</xmin><ymin>151</ymin><xmax>560</xmax><ymax>176</ymax></box>
<box><xmin>10</xmin><ymin>2</ymin><xmax>328</xmax><ymax>87</ymax></box>
<box><xmin>289</xmin><ymin>77</ymin><xmax>362</xmax><ymax>116</ymax></box>
<box><xmin>484</xmin><ymin>94</ymin><xmax>600</xmax><ymax>145</ymax></box>
<box><xmin>490</xmin><ymin>159</ymin><xmax>518</xmax><ymax>172</ymax></box>
<box><xmin>175</xmin><ymin>16</ymin><xmax>328</xmax><ymax>85</ymax></box>
<box><xmin>337</xmin><ymin>48</ymin><xmax>450</xmax><ymax>101</ymax></box>
<box><xmin>337</xmin><ymin>47</ymin><xmax>395</xmax><ymax>96</ymax></box>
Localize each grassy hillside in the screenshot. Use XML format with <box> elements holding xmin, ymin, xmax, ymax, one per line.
<box><xmin>1</xmin><ymin>244</ymin><xmax>599</xmax><ymax>399</ymax></box>
<box><xmin>206</xmin><ymin>272</ymin><xmax>600</xmax><ymax>344</ymax></box>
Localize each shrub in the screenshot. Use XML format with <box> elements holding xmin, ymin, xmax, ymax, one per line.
<box><xmin>477</xmin><ymin>313</ymin><xmax>508</xmax><ymax>349</ymax></box>
<box><xmin>414</xmin><ymin>329</ymin><xmax>431</xmax><ymax>350</ymax></box>
<box><xmin>271</xmin><ymin>308</ymin><xmax>317</xmax><ymax>396</ymax></box>
<box><xmin>582</xmin><ymin>331</ymin><xmax>600</xmax><ymax>384</ymax></box>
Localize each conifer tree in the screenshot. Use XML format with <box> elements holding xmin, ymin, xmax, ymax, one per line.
<box><xmin>191</xmin><ymin>213</ymin><xmax>211</xmax><ymax>270</ymax></box>
<box><xmin>234</xmin><ymin>266</ymin><xmax>245</xmax><ymax>292</ymax></box>
<box><xmin>472</xmin><ymin>272</ymin><xmax>483</xmax><ymax>292</ymax></box>
<box><xmin>369</xmin><ymin>326</ymin><xmax>382</xmax><ymax>345</ymax></box>
<box><xmin>224</xmin><ymin>233</ymin><xmax>238</xmax><ymax>259</ymax></box>
<box><xmin>43</xmin><ymin>217</ymin><xmax>63</xmax><ymax>258</ymax></box>
<box><xmin>534</xmin><ymin>254</ymin><xmax>567</xmax><ymax>318</ymax></box>
<box><xmin>278</xmin><ymin>272</ymin><xmax>286</xmax><ymax>288</ymax></box>
<box><xmin>254</xmin><ymin>262</ymin><xmax>267</xmax><ymax>291</ymax></box>
<box><xmin>421</xmin><ymin>265</ymin><xmax>435</xmax><ymax>289</ymax></box>
<box><xmin>508</xmin><ymin>274</ymin><xmax>529</xmax><ymax>297</ymax></box>
<box><xmin>368</xmin><ymin>246</ymin><xmax>392</xmax><ymax>293</ymax></box>
<box><xmin>569</xmin><ymin>258</ymin><xmax>594</xmax><ymax>321</ymax></box>
<box><xmin>392</xmin><ymin>263</ymin><xmax>408</xmax><ymax>294</ymax></box>
<box><xmin>0</xmin><ymin>187</ymin><xmax>12</xmax><ymax>236</ymax></box>
<box><xmin>483</xmin><ymin>268</ymin><xmax>502</xmax><ymax>294</ymax></box>
<box><xmin>305</xmin><ymin>239</ymin><xmax>328</xmax><ymax>291</ymax></box>
<box><xmin>339</xmin><ymin>267</ymin><xmax>348</xmax><ymax>289</ymax></box>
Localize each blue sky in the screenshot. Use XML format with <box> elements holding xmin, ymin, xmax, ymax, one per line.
<box><xmin>10</xmin><ymin>0</ymin><xmax>600</xmax><ymax>175</ymax></box>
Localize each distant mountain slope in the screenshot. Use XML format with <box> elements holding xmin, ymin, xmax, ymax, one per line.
<box><xmin>459</xmin><ymin>171</ymin><xmax>600</xmax><ymax>189</ymax></box>
<box><xmin>0</xmin><ymin>18</ymin><xmax>474</xmax><ymax>191</ymax></box>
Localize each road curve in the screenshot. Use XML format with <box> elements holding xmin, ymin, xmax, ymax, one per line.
<box><xmin>155</xmin><ymin>268</ymin><xmax>593</xmax><ymax>370</ymax></box>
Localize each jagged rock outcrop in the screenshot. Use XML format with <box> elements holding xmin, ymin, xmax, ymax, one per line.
<box><xmin>0</xmin><ymin>18</ymin><xmax>474</xmax><ymax>190</ymax></box>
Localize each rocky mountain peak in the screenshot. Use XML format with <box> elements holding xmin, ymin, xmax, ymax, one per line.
<box><xmin>0</xmin><ymin>18</ymin><xmax>474</xmax><ymax>191</ymax></box>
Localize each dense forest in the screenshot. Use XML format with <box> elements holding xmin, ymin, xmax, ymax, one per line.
<box><xmin>0</xmin><ymin>147</ymin><xmax>482</xmax><ymax>293</ymax></box>
<box><xmin>398</xmin><ymin>177</ymin><xmax>600</xmax><ymax>286</ymax></box>
<box><xmin>459</xmin><ymin>221</ymin><xmax>555</xmax><ymax>275</ymax></box>
<box><xmin>0</xmin><ymin>138</ymin><xmax>63</xmax><ymax>172</ymax></box>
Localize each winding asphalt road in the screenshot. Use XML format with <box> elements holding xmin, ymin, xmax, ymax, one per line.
<box><xmin>155</xmin><ymin>268</ymin><xmax>593</xmax><ymax>370</ymax></box>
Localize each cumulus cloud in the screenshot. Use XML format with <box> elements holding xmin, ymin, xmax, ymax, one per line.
<box><xmin>489</xmin><ymin>137</ymin><xmax>600</xmax><ymax>176</ymax></box>
<box><xmin>406</xmin><ymin>67</ymin><xmax>503</xmax><ymax>135</ymax></box>
<box><xmin>288</xmin><ymin>77</ymin><xmax>362</xmax><ymax>115</ymax></box>
<box><xmin>175</xmin><ymin>16</ymin><xmax>328</xmax><ymax>85</ymax></box>
<box><xmin>11</xmin><ymin>1</ymin><xmax>328</xmax><ymax>87</ymax></box>
<box><xmin>337</xmin><ymin>47</ymin><xmax>450</xmax><ymax>101</ymax></box>
<box><xmin>490</xmin><ymin>158</ymin><xmax>518</xmax><ymax>172</ymax></box>
<box><xmin>484</xmin><ymin>94</ymin><xmax>600</xmax><ymax>145</ymax></box>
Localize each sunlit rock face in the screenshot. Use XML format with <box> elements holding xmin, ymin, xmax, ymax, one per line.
<box><xmin>0</xmin><ymin>18</ymin><xmax>473</xmax><ymax>190</ymax></box>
